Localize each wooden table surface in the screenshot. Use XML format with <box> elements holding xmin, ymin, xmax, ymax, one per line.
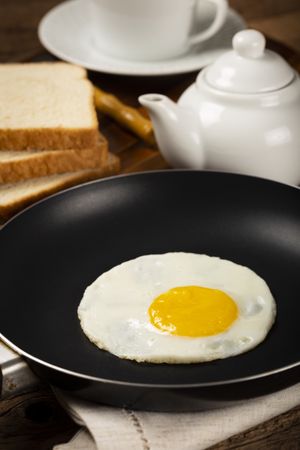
<box><xmin>1</xmin><ymin>1</ymin><xmax>300</xmax><ymax>449</ymax></box>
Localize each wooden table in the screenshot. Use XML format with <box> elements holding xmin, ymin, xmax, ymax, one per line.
<box><xmin>1</xmin><ymin>1</ymin><xmax>300</xmax><ymax>449</ymax></box>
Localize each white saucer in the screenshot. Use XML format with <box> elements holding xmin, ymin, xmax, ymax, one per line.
<box><xmin>38</xmin><ymin>0</ymin><xmax>246</xmax><ymax>76</ymax></box>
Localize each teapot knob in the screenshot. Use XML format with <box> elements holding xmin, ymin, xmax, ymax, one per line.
<box><xmin>233</xmin><ymin>29</ymin><xmax>266</xmax><ymax>59</ymax></box>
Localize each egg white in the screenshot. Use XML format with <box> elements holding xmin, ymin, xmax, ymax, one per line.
<box><xmin>78</xmin><ymin>253</ymin><xmax>276</xmax><ymax>363</ymax></box>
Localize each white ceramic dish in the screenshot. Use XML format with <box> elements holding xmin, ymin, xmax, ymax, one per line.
<box><xmin>38</xmin><ymin>0</ymin><xmax>246</xmax><ymax>76</ymax></box>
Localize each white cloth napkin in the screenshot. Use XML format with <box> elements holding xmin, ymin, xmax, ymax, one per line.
<box><xmin>53</xmin><ymin>382</ymin><xmax>300</xmax><ymax>450</ymax></box>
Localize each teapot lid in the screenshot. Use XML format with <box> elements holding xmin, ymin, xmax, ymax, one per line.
<box><xmin>202</xmin><ymin>29</ymin><xmax>294</xmax><ymax>94</ymax></box>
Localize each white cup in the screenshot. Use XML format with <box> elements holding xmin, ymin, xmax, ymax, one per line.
<box><xmin>89</xmin><ymin>0</ymin><xmax>228</xmax><ymax>61</ymax></box>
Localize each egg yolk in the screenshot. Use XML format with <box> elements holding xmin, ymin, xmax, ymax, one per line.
<box><xmin>148</xmin><ymin>286</ymin><xmax>238</xmax><ymax>337</ymax></box>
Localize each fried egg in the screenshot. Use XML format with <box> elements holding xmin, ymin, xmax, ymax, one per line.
<box><xmin>78</xmin><ymin>253</ymin><xmax>276</xmax><ymax>363</ymax></box>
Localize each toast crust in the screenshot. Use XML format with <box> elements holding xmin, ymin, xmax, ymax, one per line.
<box><xmin>0</xmin><ymin>137</ymin><xmax>108</xmax><ymax>183</ymax></box>
<box><xmin>0</xmin><ymin>127</ymin><xmax>99</xmax><ymax>151</ymax></box>
<box><xmin>0</xmin><ymin>153</ymin><xmax>120</xmax><ymax>221</ymax></box>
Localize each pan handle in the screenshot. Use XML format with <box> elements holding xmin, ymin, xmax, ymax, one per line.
<box><xmin>0</xmin><ymin>340</ymin><xmax>40</xmax><ymax>399</ymax></box>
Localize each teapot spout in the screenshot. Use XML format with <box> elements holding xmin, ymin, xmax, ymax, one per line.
<box><xmin>139</xmin><ymin>94</ymin><xmax>205</xmax><ymax>169</ymax></box>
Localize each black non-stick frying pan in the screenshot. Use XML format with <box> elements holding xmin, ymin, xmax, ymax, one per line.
<box><xmin>0</xmin><ymin>170</ymin><xmax>300</xmax><ymax>411</ymax></box>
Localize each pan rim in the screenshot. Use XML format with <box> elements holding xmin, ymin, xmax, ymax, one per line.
<box><xmin>1</xmin><ymin>334</ymin><xmax>299</xmax><ymax>389</ymax></box>
<box><xmin>1</xmin><ymin>169</ymin><xmax>299</xmax><ymax>233</ymax></box>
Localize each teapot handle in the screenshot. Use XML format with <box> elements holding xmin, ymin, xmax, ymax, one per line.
<box><xmin>188</xmin><ymin>0</ymin><xmax>228</xmax><ymax>45</ymax></box>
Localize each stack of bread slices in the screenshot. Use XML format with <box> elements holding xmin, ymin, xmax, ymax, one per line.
<box><xmin>0</xmin><ymin>62</ymin><xmax>120</xmax><ymax>221</ymax></box>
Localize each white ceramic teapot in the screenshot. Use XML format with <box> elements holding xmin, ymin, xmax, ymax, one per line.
<box><xmin>139</xmin><ymin>29</ymin><xmax>300</xmax><ymax>184</ymax></box>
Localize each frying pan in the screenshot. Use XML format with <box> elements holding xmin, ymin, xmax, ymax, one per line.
<box><xmin>0</xmin><ymin>170</ymin><xmax>300</xmax><ymax>411</ymax></box>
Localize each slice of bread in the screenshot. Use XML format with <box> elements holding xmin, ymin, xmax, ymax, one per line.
<box><xmin>0</xmin><ymin>63</ymin><xmax>99</xmax><ymax>150</ymax></box>
<box><xmin>0</xmin><ymin>135</ymin><xmax>108</xmax><ymax>184</ymax></box>
<box><xmin>0</xmin><ymin>153</ymin><xmax>120</xmax><ymax>221</ymax></box>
